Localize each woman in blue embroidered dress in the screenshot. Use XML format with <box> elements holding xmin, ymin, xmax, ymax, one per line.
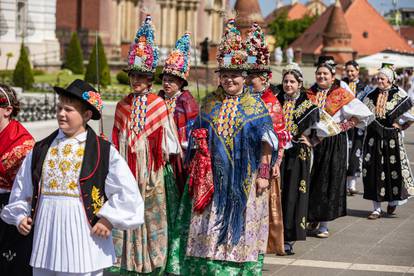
<box><xmin>165</xmin><ymin>19</ymin><xmax>278</xmax><ymax>275</ymax></box>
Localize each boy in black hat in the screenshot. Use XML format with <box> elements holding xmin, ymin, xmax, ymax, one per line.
<box><xmin>1</xmin><ymin>79</ymin><xmax>144</xmax><ymax>276</ymax></box>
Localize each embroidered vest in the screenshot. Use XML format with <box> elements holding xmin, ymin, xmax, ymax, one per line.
<box><xmin>30</xmin><ymin>126</ymin><xmax>111</xmax><ymax>226</ymax></box>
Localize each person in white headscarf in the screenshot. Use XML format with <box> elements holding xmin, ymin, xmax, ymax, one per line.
<box><xmin>362</xmin><ymin>66</ymin><xmax>414</xmax><ymax>220</ymax></box>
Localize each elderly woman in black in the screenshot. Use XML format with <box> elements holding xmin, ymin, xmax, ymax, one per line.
<box><xmin>362</xmin><ymin>66</ymin><xmax>414</xmax><ymax>219</ymax></box>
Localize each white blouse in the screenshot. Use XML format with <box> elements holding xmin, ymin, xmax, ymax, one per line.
<box><xmin>1</xmin><ymin>130</ymin><xmax>144</xmax><ymax>230</ymax></box>
<box><xmin>332</xmin><ymin>98</ymin><xmax>374</xmax><ymax>128</ymax></box>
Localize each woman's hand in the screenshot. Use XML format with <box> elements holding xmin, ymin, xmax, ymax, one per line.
<box><xmin>299</xmin><ymin>135</ymin><xmax>312</xmax><ymax>147</ymax></box>
<box><xmin>392</xmin><ymin>122</ymin><xmax>402</xmax><ymax>129</ymax></box>
<box><xmin>256</xmin><ymin>178</ymin><xmax>269</xmax><ymax>196</ymax></box>
<box><xmin>272</xmin><ymin>164</ymin><xmax>281</xmax><ymax>178</ymax></box>
<box><xmin>91</xmin><ymin>217</ymin><xmax>113</xmax><ymax>239</ymax></box>
<box><xmin>18</xmin><ymin>217</ymin><xmax>32</xmax><ymax>236</ymax></box>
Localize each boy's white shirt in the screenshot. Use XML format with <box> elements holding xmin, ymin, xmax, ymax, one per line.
<box><xmin>0</xmin><ymin>129</ymin><xmax>144</xmax><ymax>230</ymax></box>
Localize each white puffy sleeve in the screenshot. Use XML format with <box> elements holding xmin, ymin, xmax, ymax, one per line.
<box><xmin>397</xmin><ymin>95</ymin><xmax>414</xmax><ymax>125</ymax></box>
<box><xmin>304</xmin><ymin>109</ymin><xmax>341</xmax><ymax>138</ymax></box>
<box><xmin>340</xmin><ymin>80</ymin><xmax>353</xmax><ymax>94</ymax></box>
<box><xmin>97</xmin><ymin>146</ymin><xmax>144</xmax><ymax>230</ymax></box>
<box><xmin>0</xmin><ymin>151</ymin><xmax>33</xmax><ymax>227</ymax></box>
<box><xmin>398</xmin><ymin>110</ymin><xmax>414</xmax><ymax>125</ymax></box>
<box><xmin>262</xmin><ymin>130</ymin><xmax>279</xmax><ymax>151</ymax></box>
<box><xmin>162</xmin><ymin>115</ymin><xmax>182</xmax><ymax>155</ymax></box>
<box><xmin>332</xmin><ymin>98</ymin><xmax>374</xmax><ymax>128</ymax></box>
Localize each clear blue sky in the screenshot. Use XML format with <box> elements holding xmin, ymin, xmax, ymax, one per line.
<box><xmin>230</xmin><ymin>0</ymin><xmax>414</xmax><ymax>17</ymax></box>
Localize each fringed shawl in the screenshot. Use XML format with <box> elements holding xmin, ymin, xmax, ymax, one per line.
<box><xmin>112</xmin><ymin>93</ymin><xmax>170</xmax><ymax>179</ymax></box>
<box><xmin>307</xmin><ymin>83</ymin><xmax>355</xmax><ymax>116</ymax></box>
<box><xmin>188</xmin><ymin>87</ymin><xmax>277</xmax><ymax>245</ymax></box>
<box><xmin>158</xmin><ymin>90</ymin><xmax>199</xmax><ymax>147</ymax></box>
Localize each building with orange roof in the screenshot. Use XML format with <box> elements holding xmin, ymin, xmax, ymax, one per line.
<box><xmin>290</xmin><ymin>0</ymin><xmax>414</xmax><ymax>64</ymax></box>
<box><xmin>265</xmin><ymin>0</ymin><xmax>326</xmax><ymax>25</ymax></box>
<box><xmin>265</xmin><ymin>2</ymin><xmax>308</xmax><ymax>24</ymax></box>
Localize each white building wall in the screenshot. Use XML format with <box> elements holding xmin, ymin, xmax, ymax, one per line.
<box><xmin>0</xmin><ymin>0</ymin><xmax>60</xmax><ymax>70</ymax></box>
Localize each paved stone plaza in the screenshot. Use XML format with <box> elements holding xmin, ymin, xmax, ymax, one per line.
<box><xmin>23</xmin><ymin>104</ymin><xmax>414</xmax><ymax>276</ymax></box>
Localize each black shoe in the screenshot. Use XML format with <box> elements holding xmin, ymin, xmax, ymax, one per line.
<box><xmin>387</xmin><ymin>205</ymin><xmax>397</xmax><ymax>215</ymax></box>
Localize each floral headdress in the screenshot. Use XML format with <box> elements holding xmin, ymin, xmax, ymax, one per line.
<box><xmin>216</xmin><ymin>19</ymin><xmax>248</xmax><ymax>71</ymax></box>
<box><xmin>245</xmin><ymin>23</ymin><xmax>270</xmax><ymax>73</ymax></box>
<box><xmin>82</xmin><ymin>91</ymin><xmax>103</xmax><ymax>113</ymax></box>
<box><xmin>162</xmin><ymin>32</ymin><xmax>191</xmax><ymax>84</ymax></box>
<box><xmin>125</xmin><ymin>15</ymin><xmax>159</xmax><ymax>74</ymax></box>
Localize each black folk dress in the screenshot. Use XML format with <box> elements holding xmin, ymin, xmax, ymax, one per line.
<box><xmin>362</xmin><ymin>86</ymin><xmax>414</xmax><ymax>202</ymax></box>
<box><xmin>306</xmin><ymin>84</ymin><xmax>372</xmax><ymax>222</ymax></box>
<box><xmin>278</xmin><ymin>91</ymin><xmax>319</xmax><ymax>241</ymax></box>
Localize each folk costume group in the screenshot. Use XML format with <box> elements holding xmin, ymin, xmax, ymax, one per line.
<box><xmin>0</xmin><ymin>15</ymin><xmax>414</xmax><ymax>276</ymax></box>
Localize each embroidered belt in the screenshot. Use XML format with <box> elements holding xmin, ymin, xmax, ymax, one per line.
<box><xmin>42</xmin><ymin>192</ymin><xmax>80</xmax><ymax>198</ymax></box>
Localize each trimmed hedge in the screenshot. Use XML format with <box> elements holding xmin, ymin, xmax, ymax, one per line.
<box><xmin>116</xmin><ymin>71</ymin><xmax>129</xmax><ymax>85</ymax></box>
<box><xmin>63</xmin><ymin>32</ymin><xmax>84</xmax><ymax>74</ymax></box>
<box><xmin>13</xmin><ymin>44</ymin><xmax>34</xmax><ymax>90</ymax></box>
<box><xmin>84</xmin><ymin>36</ymin><xmax>111</xmax><ymax>87</ymax></box>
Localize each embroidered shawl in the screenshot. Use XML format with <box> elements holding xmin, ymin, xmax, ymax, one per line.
<box><xmin>277</xmin><ymin>90</ymin><xmax>320</xmax><ymax>138</ymax></box>
<box><xmin>363</xmin><ymin>86</ymin><xmax>413</xmax><ymax>127</ymax></box>
<box><xmin>112</xmin><ymin>93</ymin><xmax>170</xmax><ymax>178</ymax></box>
<box><xmin>0</xmin><ymin>120</ymin><xmax>34</xmax><ymax>190</ymax></box>
<box><xmin>188</xmin><ymin>87</ymin><xmax>277</xmax><ymax>245</ymax></box>
<box><xmin>158</xmin><ymin>90</ymin><xmax>199</xmax><ymax>147</ymax></box>
<box><xmin>260</xmin><ymin>88</ymin><xmax>291</xmax><ymax>149</ymax></box>
<box><xmin>307</xmin><ymin>83</ymin><xmax>355</xmax><ymax>116</ymax></box>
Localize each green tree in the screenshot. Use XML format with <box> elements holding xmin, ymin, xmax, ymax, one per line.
<box><xmin>84</xmin><ymin>36</ymin><xmax>111</xmax><ymax>87</ymax></box>
<box><xmin>268</xmin><ymin>12</ymin><xmax>317</xmax><ymax>49</ymax></box>
<box><xmin>64</xmin><ymin>32</ymin><xmax>84</xmax><ymax>74</ymax></box>
<box><xmin>13</xmin><ymin>43</ymin><xmax>34</xmax><ymax>90</ymax></box>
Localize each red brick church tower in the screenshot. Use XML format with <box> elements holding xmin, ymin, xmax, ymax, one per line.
<box><xmin>322</xmin><ymin>0</ymin><xmax>354</xmax><ymax>64</ymax></box>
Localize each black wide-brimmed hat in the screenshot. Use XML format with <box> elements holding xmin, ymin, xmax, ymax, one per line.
<box><xmin>53</xmin><ymin>79</ymin><xmax>103</xmax><ymax>120</ymax></box>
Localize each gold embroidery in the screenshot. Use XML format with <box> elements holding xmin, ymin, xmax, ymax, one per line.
<box><xmin>300</xmin><ymin>217</ymin><xmax>306</xmax><ymax>230</ymax></box>
<box><xmin>49</xmin><ymin>179</ymin><xmax>58</xmax><ymax>189</ymax></box>
<box><xmin>298</xmin><ymin>148</ymin><xmax>307</xmax><ymax>161</ymax></box>
<box><xmin>48</xmin><ymin>160</ymin><xmax>56</xmax><ymax>169</ymax></box>
<box><xmin>62</xmin><ymin>144</ymin><xmax>72</xmax><ymax>157</ymax></box>
<box><xmin>74</xmin><ymin>162</ymin><xmax>82</xmax><ymax>171</ymax></box>
<box><xmin>50</xmin><ymin>147</ymin><xmax>58</xmax><ymax>157</ymax></box>
<box><xmin>76</xmin><ymin>147</ymin><xmax>85</xmax><ymax>158</ymax></box>
<box><xmin>67</xmin><ymin>181</ymin><xmax>78</xmax><ymax>190</ymax></box>
<box><xmin>299</xmin><ymin>180</ymin><xmax>306</xmax><ymax>193</ymax></box>
<box><xmin>42</xmin><ymin>192</ymin><xmax>79</xmax><ymax>198</ymax></box>
<box><xmin>91</xmin><ymin>186</ymin><xmax>104</xmax><ymax>214</ymax></box>
<box><xmin>295</xmin><ymin>100</ymin><xmax>314</xmax><ymax>119</ymax></box>
<box><xmin>59</xmin><ymin>160</ymin><xmax>71</xmax><ymax>173</ymax></box>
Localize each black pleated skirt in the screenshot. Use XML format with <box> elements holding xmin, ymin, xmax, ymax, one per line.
<box><xmin>281</xmin><ymin>142</ymin><xmax>312</xmax><ymax>241</ymax></box>
<box><xmin>308</xmin><ymin>132</ymin><xmax>348</xmax><ymax>222</ymax></box>
<box><xmin>363</xmin><ymin>121</ymin><xmax>410</xmax><ymax>202</ymax></box>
